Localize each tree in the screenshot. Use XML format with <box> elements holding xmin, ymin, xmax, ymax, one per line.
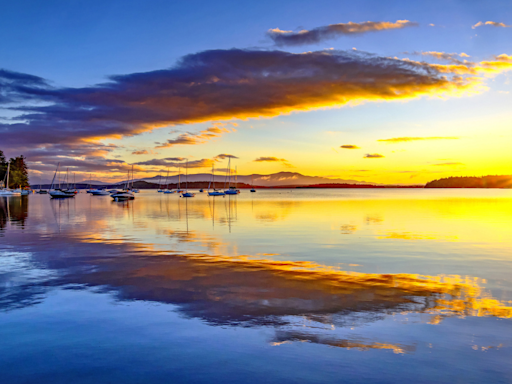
<box><xmin>8</xmin><ymin>156</ymin><xmax>30</xmax><ymax>189</ymax></box>
<box><xmin>0</xmin><ymin>150</ymin><xmax>7</xmax><ymax>187</ymax></box>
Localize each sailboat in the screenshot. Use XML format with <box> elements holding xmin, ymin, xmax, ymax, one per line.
<box><xmin>224</xmin><ymin>159</ymin><xmax>240</xmax><ymax>195</ymax></box>
<box><xmin>86</xmin><ymin>173</ymin><xmax>94</xmax><ymax>193</ymax></box>
<box><xmin>49</xmin><ymin>163</ymin><xmax>75</xmax><ymax>198</ymax></box>
<box><xmin>111</xmin><ymin>168</ymin><xmax>135</xmax><ymax>201</ymax></box>
<box><xmin>163</xmin><ymin>168</ymin><xmax>174</xmax><ymax>193</ymax></box>
<box><xmin>176</xmin><ymin>168</ymin><xmax>184</xmax><ymax>193</ymax></box>
<box><xmin>208</xmin><ymin>164</ymin><xmax>225</xmax><ymax>196</ymax></box>
<box><xmin>251</xmin><ymin>174</ymin><xmax>256</xmax><ymax>193</ymax></box>
<box><xmin>37</xmin><ymin>175</ymin><xmax>48</xmax><ymax>194</ymax></box>
<box><xmin>157</xmin><ymin>175</ymin><xmax>165</xmax><ymax>192</ymax></box>
<box><xmin>181</xmin><ymin>160</ymin><xmax>195</xmax><ymax>198</ymax></box>
<box><xmin>131</xmin><ymin>168</ymin><xmax>139</xmax><ymax>192</ymax></box>
<box><xmin>0</xmin><ymin>163</ymin><xmax>21</xmax><ymax>196</ymax></box>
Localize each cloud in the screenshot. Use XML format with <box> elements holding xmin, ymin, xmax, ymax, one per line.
<box><xmin>134</xmin><ymin>158</ymin><xmax>214</xmax><ymax>169</ymax></box>
<box><xmin>215</xmin><ymin>153</ymin><xmax>239</xmax><ymax>159</ymax></box>
<box><xmin>472</xmin><ymin>21</ymin><xmax>511</xmax><ymax>29</ymax></box>
<box><xmin>410</xmin><ymin>51</ymin><xmax>470</xmax><ymax>64</ymax></box>
<box><xmin>432</xmin><ymin>162</ymin><xmax>464</xmax><ymax>166</ymax></box>
<box><xmin>156</xmin><ymin>124</ymin><xmax>235</xmax><ymax>149</ymax></box>
<box><xmin>1</xmin><ymin>47</ymin><xmax>509</xmax><ymax>177</ymax></box>
<box><xmin>268</xmin><ymin>20</ymin><xmax>418</xmax><ymax>46</ymax></box>
<box><xmin>378</xmin><ymin>136</ymin><xmax>459</xmax><ymax>143</ymax></box>
<box><xmin>254</xmin><ymin>156</ymin><xmax>286</xmax><ymax>162</ymax></box>
<box><xmin>401</xmin><ymin>53</ymin><xmax>512</xmax><ymax>76</ymax></box>
<box><xmin>340</xmin><ymin>145</ymin><xmax>360</xmax><ymax>149</ymax></box>
<box><xmin>254</xmin><ymin>156</ymin><xmax>293</xmax><ymax>167</ymax></box>
<box><xmin>132</xmin><ymin>149</ymin><xmax>149</xmax><ymax>155</ymax></box>
<box><xmin>364</xmin><ymin>153</ymin><xmax>384</xmax><ymax>158</ymax></box>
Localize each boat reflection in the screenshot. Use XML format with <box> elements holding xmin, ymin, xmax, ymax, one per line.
<box><xmin>0</xmin><ymin>196</ymin><xmax>28</xmax><ymax>230</ymax></box>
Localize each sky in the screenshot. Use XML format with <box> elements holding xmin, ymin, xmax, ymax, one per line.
<box><xmin>1</xmin><ymin>0</ymin><xmax>512</xmax><ymax>185</ymax></box>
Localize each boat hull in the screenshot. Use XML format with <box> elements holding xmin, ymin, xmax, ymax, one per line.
<box><xmin>49</xmin><ymin>190</ymin><xmax>75</xmax><ymax>198</ymax></box>
<box><xmin>111</xmin><ymin>192</ymin><xmax>135</xmax><ymax>201</ymax></box>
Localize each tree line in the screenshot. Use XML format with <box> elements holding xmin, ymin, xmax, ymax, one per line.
<box><xmin>0</xmin><ymin>150</ymin><xmax>30</xmax><ymax>189</ymax></box>
<box><xmin>425</xmin><ymin>175</ymin><xmax>512</xmax><ymax>188</ymax></box>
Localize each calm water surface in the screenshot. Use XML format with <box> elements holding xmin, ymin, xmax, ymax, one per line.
<box><xmin>1</xmin><ymin>189</ymin><xmax>512</xmax><ymax>383</ymax></box>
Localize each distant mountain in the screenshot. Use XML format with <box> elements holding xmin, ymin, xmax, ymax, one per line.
<box><xmin>132</xmin><ymin>172</ymin><xmax>377</xmax><ymax>187</ymax></box>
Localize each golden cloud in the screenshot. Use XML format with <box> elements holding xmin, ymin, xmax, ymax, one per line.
<box><xmin>378</xmin><ymin>136</ymin><xmax>459</xmax><ymax>143</ymax></box>
<box><xmin>472</xmin><ymin>21</ymin><xmax>511</xmax><ymax>29</ymax></box>
<box><xmin>340</xmin><ymin>144</ymin><xmax>360</xmax><ymax>149</ymax></box>
<box><xmin>156</xmin><ymin>123</ymin><xmax>236</xmax><ymax>149</ymax></box>
<box><xmin>364</xmin><ymin>153</ymin><xmax>384</xmax><ymax>158</ymax></box>
<box><xmin>432</xmin><ymin>162</ymin><xmax>464</xmax><ymax>166</ymax></box>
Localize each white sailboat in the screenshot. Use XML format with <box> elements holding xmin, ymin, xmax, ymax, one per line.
<box><xmin>111</xmin><ymin>170</ymin><xmax>135</xmax><ymax>201</ymax></box>
<box><xmin>208</xmin><ymin>164</ymin><xmax>225</xmax><ymax>196</ymax></box>
<box><xmin>224</xmin><ymin>158</ymin><xmax>240</xmax><ymax>195</ymax></box>
<box><xmin>0</xmin><ymin>163</ymin><xmax>20</xmax><ymax>196</ymax></box>
<box><xmin>49</xmin><ymin>163</ymin><xmax>75</xmax><ymax>198</ymax></box>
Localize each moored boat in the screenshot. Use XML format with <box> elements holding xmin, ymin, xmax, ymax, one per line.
<box><xmin>0</xmin><ymin>163</ymin><xmax>20</xmax><ymax>196</ymax></box>
<box><xmin>207</xmin><ymin>164</ymin><xmax>225</xmax><ymax>196</ymax></box>
<box><xmin>90</xmin><ymin>189</ymin><xmax>110</xmax><ymax>196</ymax></box>
<box><xmin>111</xmin><ymin>191</ymin><xmax>135</xmax><ymax>201</ymax></box>
<box><xmin>181</xmin><ymin>160</ymin><xmax>195</xmax><ymax>198</ymax></box>
<box><xmin>48</xmin><ymin>163</ymin><xmax>75</xmax><ymax>198</ymax></box>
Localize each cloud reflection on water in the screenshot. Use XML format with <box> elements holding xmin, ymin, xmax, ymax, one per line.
<box><xmin>1</xmin><ymin>192</ymin><xmax>512</xmax><ymax>354</ymax></box>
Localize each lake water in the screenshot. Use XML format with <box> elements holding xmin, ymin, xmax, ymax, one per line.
<box><xmin>1</xmin><ymin>189</ymin><xmax>512</xmax><ymax>383</ymax></box>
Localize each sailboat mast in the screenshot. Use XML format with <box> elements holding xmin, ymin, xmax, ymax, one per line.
<box><xmin>208</xmin><ymin>164</ymin><xmax>213</xmax><ymax>191</ymax></box>
<box><xmin>50</xmin><ymin>163</ymin><xmax>59</xmax><ymax>190</ymax></box>
<box><xmin>224</xmin><ymin>158</ymin><xmax>230</xmax><ymax>189</ymax></box>
<box><xmin>185</xmin><ymin>160</ymin><xmax>188</xmax><ymax>192</ymax></box>
<box><xmin>178</xmin><ymin>168</ymin><xmax>181</xmax><ymax>190</ymax></box>
<box><xmin>5</xmin><ymin>162</ymin><xmax>10</xmax><ymax>189</ymax></box>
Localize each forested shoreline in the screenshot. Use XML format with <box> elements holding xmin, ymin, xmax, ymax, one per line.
<box><xmin>0</xmin><ymin>150</ymin><xmax>30</xmax><ymax>189</ymax></box>
<box><xmin>425</xmin><ymin>175</ymin><xmax>512</xmax><ymax>188</ymax></box>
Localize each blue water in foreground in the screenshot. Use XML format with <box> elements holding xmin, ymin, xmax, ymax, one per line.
<box><xmin>1</xmin><ymin>189</ymin><xmax>512</xmax><ymax>383</ymax></box>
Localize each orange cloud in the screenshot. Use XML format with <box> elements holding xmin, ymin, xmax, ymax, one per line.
<box><xmin>402</xmin><ymin>54</ymin><xmax>512</xmax><ymax>77</ymax></box>
<box><xmin>378</xmin><ymin>136</ymin><xmax>459</xmax><ymax>143</ymax></box>
<box><xmin>254</xmin><ymin>156</ymin><xmax>293</xmax><ymax>167</ymax></box>
<box><xmin>340</xmin><ymin>145</ymin><xmax>360</xmax><ymax>149</ymax></box>
<box><xmin>433</xmin><ymin>162</ymin><xmax>464</xmax><ymax>166</ymax></box>
<box><xmin>132</xmin><ymin>149</ymin><xmax>149</xmax><ymax>155</ymax></box>
<box><xmin>156</xmin><ymin>124</ymin><xmax>236</xmax><ymax>149</ymax></box>
<box><xmin>472</xmin><ymin>21</ymin><xmax>511</xmax><ymax>29</ymax></box>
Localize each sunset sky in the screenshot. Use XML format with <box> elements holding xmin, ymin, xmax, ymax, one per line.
<box><xmin>2</xmin><ymin>0</ymin><xmax>512</xmax><ymax>184</ymax></box>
